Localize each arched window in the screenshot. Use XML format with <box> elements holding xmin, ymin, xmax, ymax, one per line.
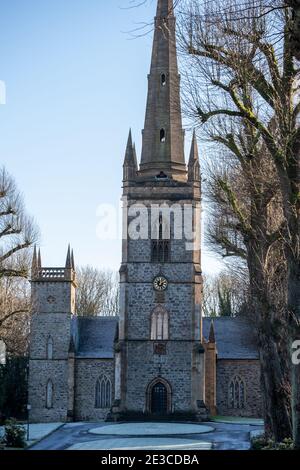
<box><xmin>160</xmin><ymin>129</ymin><xmax>166</xmax><ymax>143</ymax></box>
<box><xmin>47</xmin><ymin>336</ymin><xmax>53</xmax><ymax>360</ymax></box>
<box><xmin>161</xmin><ymin>74</ymin><xmax>166</xmax><ymax>86</ymax></box>
<box><xmin>95</xmin><ymin>376</ymin><xmax>112</xmax><ymax>409</ymax></box>
<box><xmin>229</xmin><ymin>376</ymin><xmax>246</xmax><ymax>409</ymax></box>
<box><xmin>151</xmin><ymin>213</ymin><xmax>170</xmax><ymax>263</ymax></box>
<box><xmin>46</xmin><ymin>380</ymin><xmax>54</xmax><ymax>409</ymax></box>
<box><xmin>151</xmin><ymin>306</ymin><xmax>169</xmax><ymax>340</ymax></box>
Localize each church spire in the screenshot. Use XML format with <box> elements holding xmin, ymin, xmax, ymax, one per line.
<box><xmin>71</xmin><ymin>249</ymin><xmax>75</xmax><ymax>270</ymax></box>
<box><xmin>123</xmin><ymin>129</ymin><xmax>137</xmax><ymax>182</ymax></box>
<box><xmin>66</xmin><ymin>244</ymin><xmax>72</xmax><ymax>269</ymax></box>
<box><xmin>156</xmin><ymin>0</ymin><xmax>174</xmax><ymax>17</ymax></box>
<box><xmin>139</xmin><ymin>0</ymin><xmax>186</xmax><ymax>181</ymax></box>
<box><xmin>37</xmin><ymin>249</ymin><xmax>42</xmax><ymax>269</ymax></box>
<box><xmin>188</xmin><ymin>130</ymin><xmax>200</xmax><ymax>183</ymax></box>
<box><xmin>31</xmin><ymin>245</ymin><xmax>38</xmax><ymax>278</ymax></box>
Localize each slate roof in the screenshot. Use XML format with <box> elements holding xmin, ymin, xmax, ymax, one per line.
<box><xmin>203</xmin><ymin>317</ymin><xmax>259</xmax><ymax>360</ymax></box>
<box><xmin>75</xmin><ymin>316</ymin><xmax>118</xmax><ymax>359</ymax></box>
<box><xmin>71</xmin><ymin>316</ymin><xmax>258</xmax><ymax>360</ymax></box>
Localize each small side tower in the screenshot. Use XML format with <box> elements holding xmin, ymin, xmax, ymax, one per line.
<box><xmin>28</xmin><ymin>246</ymin><xmax>77</xmax><ymax>423</ymax></box>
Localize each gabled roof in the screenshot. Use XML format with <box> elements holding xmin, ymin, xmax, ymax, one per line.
<box><xmin>74</xmin><ymin>316</ymin><xmax>118</xmax><ymax>359</ymax></box>
<box><xmin>203</xmin><ymin>317</ymin><xmax>259</xmax><ymax>360</ymax></box>
<box><xmin>71</xmin><ymin>315</ymin><xmax>258</xmax><ymax>360</ymax></box>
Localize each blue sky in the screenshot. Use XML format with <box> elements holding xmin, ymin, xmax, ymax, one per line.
<box><xmin>0</xmin><ymin>0</ymin><xmax>224</xmax><ymax>274</ymax></box>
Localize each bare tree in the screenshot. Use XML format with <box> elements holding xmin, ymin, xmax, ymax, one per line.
<box><xmin>203</xmin><ymin>270</ymin><xmax>249</xmax><ymax>317</ymax></box>
<box><xmin>0</xmin><ymin>277</ymin><xmax>30</xmax><ymax>356</ymax></box>
<box><xmin>285</xmin><ymin>0</ymin><xmax>300</xmax><ymax>59</ymax></box>
<box><xmin>0</xmin><ymin>168</ymin><xmax>38</xmax><ymax>280</ymax></box>
<box><xmin>205</xmin><ymin>142</ymin><xmax>291</xmax><ymax>438</ymax></box>
<box><xmin>178</xmin><ymin>0</ymin><xmax>298</xmax><ymax>444</ymax></box>
<box><xmin>76</xmin><ymin>266</ymin><xmax>119</xmax><ymax>317</ymax></box>
<box><xmin>0</xmin><ymin>167</ymin><xmax>38</xmax><ymax>353</ymax></box>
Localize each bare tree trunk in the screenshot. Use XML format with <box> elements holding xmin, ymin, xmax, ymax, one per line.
<box><xmin>286</xmin><ymin>132</ymin><xmax>300</xmax><ymax>446</ymax></box>
<box><xmin>288</xmin><ymin>251</ymin><xmax>300</xmax><ymax>447</ymax></box>
<box><xmin>258</xmin><ymin>328</ymin><xmax>292</xmax><ymax>441</ymax></box>
<box><xmin>248</xmin><ymin>236</ymin><xmax>292</xmax><ymax>440</ymax></box>
<box><xmin>291</xmin><ymin>356</ymin><xmax>300</xmax><ymax>448</ymax></box>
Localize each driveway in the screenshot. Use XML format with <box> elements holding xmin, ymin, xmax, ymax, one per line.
<box><xmin>29</xmin><ymin>421</ymin><xmax>264</xmax><ymax>451</ymax></box>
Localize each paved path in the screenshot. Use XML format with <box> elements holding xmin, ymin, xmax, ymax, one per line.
<box><xmin>68</xmin><ymin>437</ymin><xmax>213</xmax><ymax>451</ymax></box>
<box><xmin>30</xmin><ymin>421</ymin><xmax>264</xmax><ymax>451</ymax></box>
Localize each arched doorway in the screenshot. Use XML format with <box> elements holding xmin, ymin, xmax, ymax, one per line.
<box><xmin>151</xmin><ymin>382</ymin><xmax>168</xmax><ymax>414</ymax></box>
<box><xmin>146</xmin><ymin>378</ymin><xmax>172</xmax><ymax>415</ymax></box>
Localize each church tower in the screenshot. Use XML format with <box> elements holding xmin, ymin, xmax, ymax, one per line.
<box><xmin>115</xmin><ymin>0</ymin><xmax>207</xmax><ymax>420</ymax></box>
<box><xmin>28</xmin><ymin>247</ymin><xmax>77</xmax><ymax>422</ymax></box>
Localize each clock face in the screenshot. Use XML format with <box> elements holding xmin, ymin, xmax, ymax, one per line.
<box><xmin>153</xmin><ymin>276</ymin><xmax>168</xmax><ymax>291</ymax></box>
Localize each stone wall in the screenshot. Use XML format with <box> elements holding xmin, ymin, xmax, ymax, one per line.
<box><xmin>30</xmin><ymin>313</ymin><xmax>72</xmax><ymax>359</ymax></box>
<box><xmin>119</xmin><ymin>191</ymin><xmax>204</xmax><ymax>416</ymax></box>
<box><xmin>29</xmin><ymin>278</ymin><xmax>75</xmax><ymax>423</ymax></box>
<box><xmin>28</xmin><ymin>359</ymin><xmax>69</xmax><ymax>423</ymax></box>
<box><xmin>125</xmin><ymin>340</ymin><xmax>194</xmax><ymax>413</ymax></box>
<box><xmin>74</xmin><ymin>359</ymin><xmax>114</xmax><ymax>421</ymax></box>
<box><xmin>216</xmin><ymin>359</ymin><xmax>262</xmax><ymax>418</ymax></box>
<box><xmin>29</xmin><ymin>311</ymin><xmax>72</xmax><ymax>423</ymax></box>
<box><xmin>31</xmin><ymin>281</ymin><xmax>76</xmax><ymax>316</ymax></box>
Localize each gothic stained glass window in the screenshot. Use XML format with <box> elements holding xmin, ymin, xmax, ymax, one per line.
<box><xmin>239</xmin><ymin>380</ymin><xmax>245</xmax><ymax>408</ymax></box>
<box><xmin>229</xmin><ymin>376</ymin><xmax>246</xmax><ymax>409</ymax></box>
<box><xmin>95</xmin><ymin>376</ymin><xmax>112</xmax><ymax>409</ymax></box>
<box><xmin>229</xmin><ymin>381</ymin><xmax>235</xmax><ymax>408</ymax></box>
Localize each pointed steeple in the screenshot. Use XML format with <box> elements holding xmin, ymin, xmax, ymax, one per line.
<box><xmin>37</xmin><ymin>249</ymin><xmax>42</xmax><ymax>269</ymax></box>
<box><xmin>209</xmin><ymin>320</ymin><xmax>216</xmax><ymax>343</ymax></box>
<box><xmin>66</xmin><ymin>245</ymin><xmax>72</xmax><ymax>269</ymax></box>
<box><xmin>123</xmin><ymin>129</ymin><xmax>138</xmax><ymax>182</ymax></box>
<box><xmin>71</xmin><ymin>249</ymin><xmax>75</xmax><ymax>270</ymax></box>
<box><xmin>139</xmin><ymin>0</ymin><xmax>186</xmax><ymax>181</ymax></box>
<box><xmin>156</xmin><ymin>0</ymin><xmax>174</xmax><ymax>17</ymax></box>
<box><xmin>188</xmin><ymin>130</ymin><xmax>200</xmax><ymax>182</ymax></box>
<box><xmin>132</xmin><ymin>143</ymin><xmax>138</xmax><ymax>169</ymax></box>
<box><xmin>31</xmin><ymin>245</ymin><xmax>38</xmax><ymax>277</ymax></box>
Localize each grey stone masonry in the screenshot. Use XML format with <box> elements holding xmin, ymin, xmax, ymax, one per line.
<box><xmin>29</xmin><ymin>255</ymin><xmax>77</xmax><ymax>423</ymax></box>
<box><xmin>75</xmin><ymin>359</ymin><xmax>114</xmax><ymax>421</ymax></box>
<box><xmin>216</xmin><ymin>359</ymin><xmax>263</xmax><ymax>418</ymax></box>
<box><xmin>118</xmin><ymin>177</ymin><xmax>204</xmax><ymax>418</ymax></box>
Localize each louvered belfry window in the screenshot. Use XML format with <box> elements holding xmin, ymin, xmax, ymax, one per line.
<box><xmin>152</xmin><ymin>214</ymin><xmax>170</xmax><ymax>263</ymax></box>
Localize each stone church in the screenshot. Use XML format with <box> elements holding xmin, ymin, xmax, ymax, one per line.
<box><xmin>28</xmin><ymin>0</ymin><xmax>263</xmax><ymax>423</ymax></box>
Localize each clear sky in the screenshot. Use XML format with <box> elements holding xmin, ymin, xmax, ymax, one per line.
<box><xmin>0</xmin><ymin>0</ymin><xmax>224</xmax><ymax>275</ymax></box>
